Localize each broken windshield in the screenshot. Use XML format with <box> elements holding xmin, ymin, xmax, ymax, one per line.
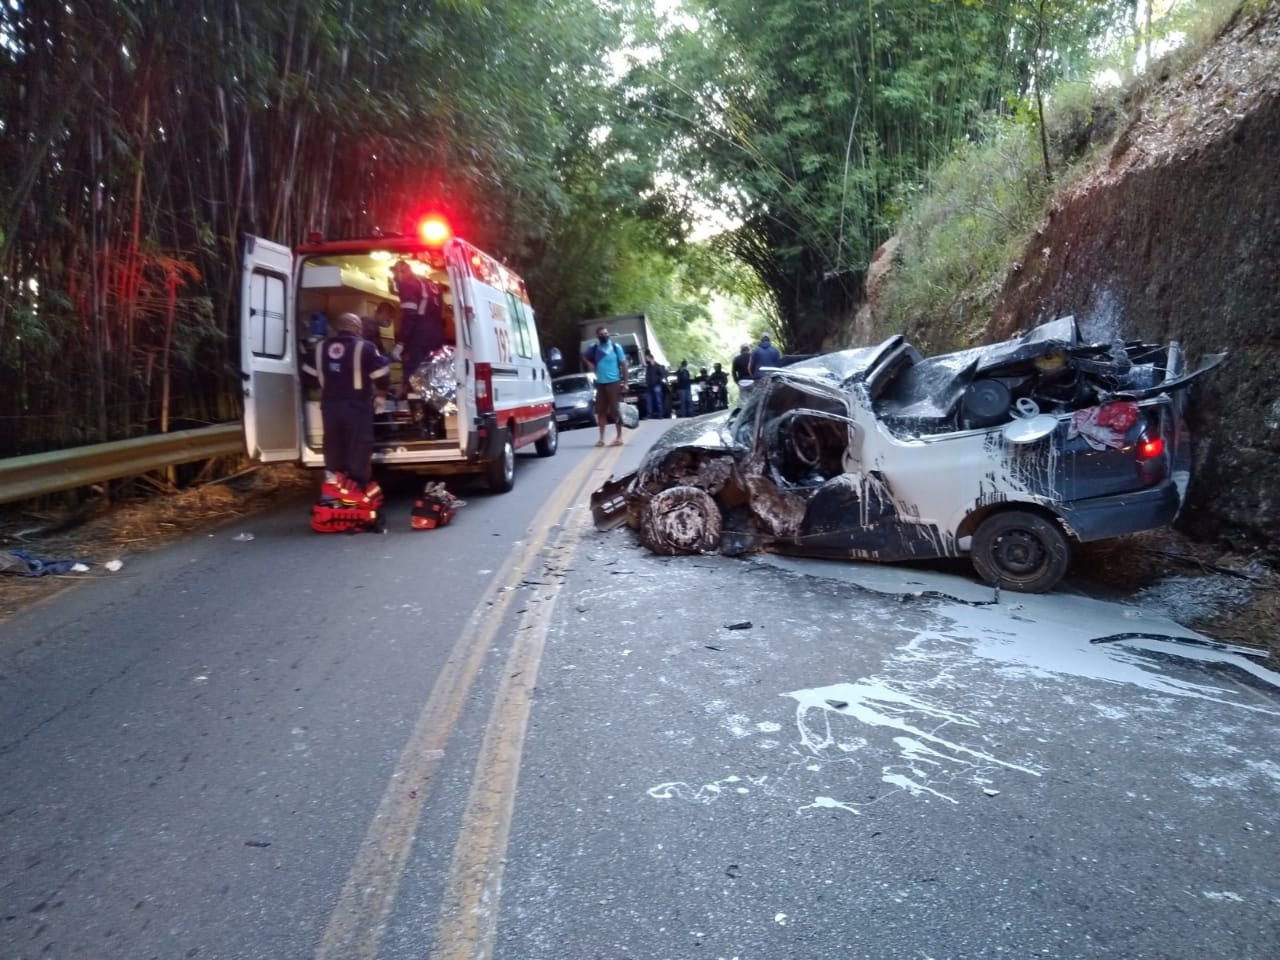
<box><xmin>728</xmin><ymin>386</ymin><xmax>767</xmax><ymax>447</ymax></box>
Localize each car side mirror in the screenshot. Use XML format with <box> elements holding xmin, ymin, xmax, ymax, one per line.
<box><xmin>547</xmin><ymin>346</ymin><xmax>564</xmax><ymax>376</ymax></box>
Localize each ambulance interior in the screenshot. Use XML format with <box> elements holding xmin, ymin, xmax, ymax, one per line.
<box><xmin>296</xmin><ymin>251</ymin><xmax>460</xmax><ymax>448</ymax></box>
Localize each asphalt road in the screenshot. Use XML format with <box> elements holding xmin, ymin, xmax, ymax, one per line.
<box><xmin>2</xmin><ymin>419</ymin><xmax>1277</xmax><ymax>960</ymax></box>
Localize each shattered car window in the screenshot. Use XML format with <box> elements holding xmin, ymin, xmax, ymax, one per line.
<box><xmin>759</xmin><ymin>382</ymin><xmax>854</xmax><ymax>487</ymax></box>
<box><xmin>729</xmin><ymin>387</ymin><xmax>766</xmax><ymax>447</ymax></box>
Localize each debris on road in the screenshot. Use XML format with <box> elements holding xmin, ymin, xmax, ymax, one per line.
<box><xmin>3</xmin><ymin>549</ymin><xmax>89</xmax><ymax>577</ymax></box>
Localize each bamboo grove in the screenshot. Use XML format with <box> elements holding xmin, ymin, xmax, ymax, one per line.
<box><xmin>1</xmin><ymin>0</ymin><xmax>1152</xmax><ymax>457</ymax></box>
<box><xmin>0</xmin><ymin>0</ymin><xmax>629</xmax><ymax>456</ymax></box>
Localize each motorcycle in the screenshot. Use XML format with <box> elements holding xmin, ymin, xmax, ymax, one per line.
<box><xmin>699</xmin><ymin>381</ymin><xmax>728</xmax><ymax>413</ymax></box>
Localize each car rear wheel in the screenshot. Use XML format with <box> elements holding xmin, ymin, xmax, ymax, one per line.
<box><xmin>486</xmin><ymin>428</ymin><xmax>516</xmax><ymax>492</ymax></box>
<box><xmin>639</xmin><ymin>486</ymin><xmax>722</xmax><ymax>555</ymax></box>
<box><xmin>971</xmin><ymin>509</ymin><xmax>1071</xmax><ymax>593</ymax></box>
<box><xmin>535</xmin><ymin>418</ymin><xmax>558</xmax><ymax>457</ymax></box>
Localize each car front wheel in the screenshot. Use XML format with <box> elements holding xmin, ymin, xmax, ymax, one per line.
<box><xmin>639</xmin><ymin>485</ymin><xmax>723</xmax><ymax>555</ymax></box>
<box><xmin>970</xmin><ymin>509</ymin><xmax>1071</xmax><ymax>593</ymax></box>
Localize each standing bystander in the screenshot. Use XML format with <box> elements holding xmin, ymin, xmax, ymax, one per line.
<box><xmin>675</xmin><ymin>360</ymin><xmax>693</xmax><ymax>417</ymax></box>
<box><xmin>749</xmin><ymin>334</ymin><xmax>782</xmax><ymax>379</ymax></box>
<box><xmin>644</xmin><ymin>351</ymin><xmax>668</xmax><ymax>419</ymax></box>
<box><xmin>583</xmin><ymin>325</ymin><xmax>628</xmax><ymax>447</ymax></box>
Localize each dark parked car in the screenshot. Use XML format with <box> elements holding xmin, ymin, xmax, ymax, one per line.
<box><xmin>591</xmin><ymin>317</ymin><xmax>1224</xmax><ymax>592</ymax></box>
<box><xmin>552</xmin><ymin>373</ymin><xmax>597</xmax><ymax>429</ymax></box>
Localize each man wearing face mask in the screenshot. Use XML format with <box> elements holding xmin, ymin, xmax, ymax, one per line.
<box><xmin>582</xmin><ymin>325</ymin><xmax>628</xmax><ymax>447</ymax></box>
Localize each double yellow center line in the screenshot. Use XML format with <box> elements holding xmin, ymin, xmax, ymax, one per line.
<box><xmin>316</xmin><ymin>442</ymin><xmax>626</xmax><ymax>960</ymax></box>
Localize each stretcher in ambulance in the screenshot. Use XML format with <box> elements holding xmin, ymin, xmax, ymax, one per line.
<box><xmin>239</xmin><ymin>220</ymin><xmax>559</xmax><ymax>492</ymax></box>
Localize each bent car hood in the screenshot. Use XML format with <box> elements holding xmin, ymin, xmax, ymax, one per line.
<box><xmin>641</xmin><ymin>412</ymin><xmax>734</xmax><ymax>461</ymax></box>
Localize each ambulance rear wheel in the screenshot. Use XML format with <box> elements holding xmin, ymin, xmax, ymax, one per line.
<box><xmin>486</xmin><ymin>429</ymin><xmax>516</xmax><ymax>493</ymax></box>
<box><xmin>535</xmin><ymin>417</ymin><xmax>558</xmax><ymax>457</ymax></box>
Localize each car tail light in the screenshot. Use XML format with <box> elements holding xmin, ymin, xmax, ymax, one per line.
<box><xmin>475</xmin><ymin>362</ymin><xmax>494</xmax><ymax>414</ymax></box>
<box><xmin>1135</xmin><ymin>428</ymin><xmax>1167</xmax><ymax>485</ymax></box>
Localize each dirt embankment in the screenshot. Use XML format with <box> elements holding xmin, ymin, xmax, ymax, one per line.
<box><xmin>991</xmin><ymin>4</ymin><xmax>1280</xmax><ymax>557</ymax></box>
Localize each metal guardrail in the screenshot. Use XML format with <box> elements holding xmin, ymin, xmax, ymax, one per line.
<box><xmin>0</xmin><ymin>423</ymin><xmax>245</xmax><ymax>506</ymax></box>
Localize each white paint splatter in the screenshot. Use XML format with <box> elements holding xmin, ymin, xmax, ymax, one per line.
<box><xmin>723</xmin><ymin>713</ymin><xmax>754</xmax><ymax>738</ymax></box>
<box><xmin>802</xmin><ymin>796</ymin><xmax>863</xmax><ymax>816</ymax></box>
<box><xmin>647</xmin><ymin>774</ymin><xmax>766</xmax><ymax>804</ymax></box>
<box><xmin>931</xmin><ymin>595</ymin><xmax>1280</xmax><ymax>711</ymax></box>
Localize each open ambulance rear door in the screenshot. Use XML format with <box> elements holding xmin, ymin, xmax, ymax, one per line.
<box><xmin>443</xmin><ymin>240</ymin><xmax>478</xmax><ymax>441</ymax></box>
<box><xmin>240</xmin><ymin>235</ymin><xmax>301</xmax><ymax>462</ymax></box>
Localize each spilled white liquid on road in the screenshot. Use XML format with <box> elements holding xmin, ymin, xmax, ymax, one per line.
<box><xmin>647</xmin><ymin>555</ymin><xmax>1280</xmax><ymax>811</ymax></box>
<box><xmin>775</xmin><ymin>557</ymin><xmax>1280</xmax><ymax>807</ymax></box>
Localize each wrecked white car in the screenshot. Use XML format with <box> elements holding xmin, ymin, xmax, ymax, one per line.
<box><xmin>591</xmin><ymin>317</ymin><xmax>1225</xmax><ymax>592</ymax></box>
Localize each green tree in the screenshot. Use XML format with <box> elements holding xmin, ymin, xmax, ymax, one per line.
<box><xmin>623</xmin><ymin>0</ymin><xmax>1139</xmax><ymax>351</ymax></box>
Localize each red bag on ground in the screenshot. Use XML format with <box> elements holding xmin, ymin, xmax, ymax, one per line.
<box><xmin>311</xmin><ymin>502</ymin><xmax>380</xmax><ymax>534</ymax></box>
<box><xmin>410</xmin><ymin>496</ymin><xmax>455</xmax><ymax>530</ymax></box>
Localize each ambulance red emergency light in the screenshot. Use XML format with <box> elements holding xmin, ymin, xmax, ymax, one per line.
<box><xmin>240</xmin><ymin>218</ymin><xmax>562</xmax><ymax>492</ymax></box>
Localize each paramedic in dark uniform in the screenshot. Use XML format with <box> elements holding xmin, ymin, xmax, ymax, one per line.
<box><xmin>301</xmin><ymin>312</ymin><xmax>391</xmax><ymax>489</ymax></box>
<box><xmin>391</xmin><ymin>259</ymin><xmax>444</xmax><ymax>397</ymax></box>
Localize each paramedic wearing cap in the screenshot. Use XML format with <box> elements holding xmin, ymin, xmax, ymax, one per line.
<box><xmin>301</xmin><ymin>313</ymin><xmax>391</xmax><ymax>489</ymax></box>
<box><xmin>391</xmin><ymin>260</ymin><xmax>444</xmax><ymax>396</ymax></box>
<box><xmin>583</xmin><ymin>325</ymin><xmax>628</xmax><ymax>447</ymax></box>
<box><xmin>749</xmin><ymin>333</ymin><xmax>782</xmax><ymax>379</ymax></box>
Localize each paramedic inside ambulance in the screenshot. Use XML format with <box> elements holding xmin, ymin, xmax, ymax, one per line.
<box><xmin>391</xmin><ymin>259</ymin><xmax>444</xmax><ymax>397</ymax></box>
<box><xmin>361</xmin><ymin>301</ymin><xmax>396</xmax><ymax>351</ymax></box>
<box><xmin>301</xmin><ymin>312</ymin><xmax>391</xmax><ymax>493</ymax></box>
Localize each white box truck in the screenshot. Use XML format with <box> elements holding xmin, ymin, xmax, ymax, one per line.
<box><xmin>578</xmin><ymin>314</ymin><xmax>668</xmax><ymax>372</ymax></box>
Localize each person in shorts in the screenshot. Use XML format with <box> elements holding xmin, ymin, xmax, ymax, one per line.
<box><xmin>582</xmin><ymin>325</ymin><xmax>628</xmax><ymax>447</ymax></box>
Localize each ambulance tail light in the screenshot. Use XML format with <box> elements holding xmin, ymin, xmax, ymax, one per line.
<box><xmin>475</xmin><ymin>363</ymin><xmax>494</xmax><ymax>414</ymax></box>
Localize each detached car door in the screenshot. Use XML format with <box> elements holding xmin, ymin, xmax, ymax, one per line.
<box><xmin>240</xmin><ymin>235</ymin><xmax>301</xmax><ymax>461</ymax></box>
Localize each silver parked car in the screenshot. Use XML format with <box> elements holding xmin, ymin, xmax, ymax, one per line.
<box><xmin>552</xmin><ymin>373</ymin><xmax>597</xmax><ymax>430</ymax></box>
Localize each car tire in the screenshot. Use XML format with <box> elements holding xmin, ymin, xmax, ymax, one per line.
<box><xmin>971</xmin><ymin>509</ymin><xmax>1071</xmax><ymax>593</ymax></box>
<box><xmin>535</xmin><ymin>417</ymin><xmax>558</xmax><ymax>457</ymax></box>
<box><xmin>486</xmin><ymin>428</ymin><xmax>516</xmax><ymax>493</ymax></box>
<box><xmin>639</xmin><ymin>485</ymin><xmax>722</xmax><ymax>555</ymax></box>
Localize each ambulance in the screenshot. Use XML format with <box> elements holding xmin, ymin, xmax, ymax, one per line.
<box><xmin>239</xmin><ymin>218</ymin><xmax>561</xmax><ymax>492</ymax></box>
